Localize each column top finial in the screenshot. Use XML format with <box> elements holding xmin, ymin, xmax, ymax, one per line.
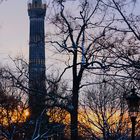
<box><xmin>28</xmin><ymin>0</ymin><xmax>47</xmax><ymax>10</ymax></box>
<box><xmin>28</xmin><ymin>0</ymin><xmax>46</xmax><ymax>4</ymax></box>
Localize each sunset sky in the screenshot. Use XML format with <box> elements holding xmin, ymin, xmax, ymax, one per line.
<box><xmin>0</xmin><ymin>0</ymin><xmax>140</xmax><ymax>65</ymax></box>
<box><xmin>0</xmin><ymin>0</ymin><xmax>28</xmax><ymax>64</ymax></box>
<box><xmin>0</xmin><ymin>0</ymin><xmax>65</xmax><ymax>67</ymax></box>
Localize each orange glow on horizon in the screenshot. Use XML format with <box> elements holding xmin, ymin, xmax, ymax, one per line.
<box><xmin>0</xmin><ymin>107</ymin><xmax>30</xmax><ymax>126</ymax></box>
<box><xmin>24</xmin><ymin>109</ymin><xmax>30</xmax><ymax>117</ymax></box>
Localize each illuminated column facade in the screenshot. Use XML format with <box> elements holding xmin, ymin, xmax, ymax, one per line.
<box><xmin>28</xmin><ymin>0</ymin><xmax>46</xmax><ymax>120</ymax></box>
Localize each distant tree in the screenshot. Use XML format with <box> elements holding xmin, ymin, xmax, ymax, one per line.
<box><xmin>0</xmin><ymin>58</ymin><xmax>70</xmax><ymax>139</ymax></box>
<box><xmin>0</xmin><ymin>68</ymin><xmax>28</xmax><ymax>140</ymax></box>
<box><xmin>80</xmin><ymin>77</ymin><xmax>129</xmax><ymax>140</ymax></box>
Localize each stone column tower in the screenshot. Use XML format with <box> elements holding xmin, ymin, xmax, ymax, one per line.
<box><xmin>28</xmin><ymin>0</ymin><xmax>46</xmax><ymax>120</ymax></box>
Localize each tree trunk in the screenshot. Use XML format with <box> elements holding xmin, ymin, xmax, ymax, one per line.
<box><xmin>71</xmin><ymin>82</ymin><xmax>79</xmax><ymax>140</ymax></box>
<box><xmin>70</xmin><ymin>49</ymin><xmax>84</xmax><ymax>140</ymax></box>
<box><xmin>71</xmin><ymin>108</ymin><xmax>78</xmax><ymax>140</ymax></box>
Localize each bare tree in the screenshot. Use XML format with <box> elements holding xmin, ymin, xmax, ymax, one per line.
<box><xmin>1</xmin><ymin>0</ymin><xmax>140</xmax><ymax>139</ymax></box>
<box><xmin>81</xmin><ymin>76</ymin><xmax>131</xmax><ymax>140</ymax></box>
<box><xmin>47</xmin><ymin>0</ymin><xmax>111</xmax><ymax>139</ymax></box>
<box><xmin>0</xmin><ymin>66</ymin><xmax>29</xmax><ymax>140</ymax></box>
<box><xmin>0</xmin><ymin>58</ymin><xmax>71</xmax><ymax>139</ymax></box>
<box><xmin>46</xmin><ymin>1</ymin><xmax>140</xmax><ymax>138</ymax></box>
